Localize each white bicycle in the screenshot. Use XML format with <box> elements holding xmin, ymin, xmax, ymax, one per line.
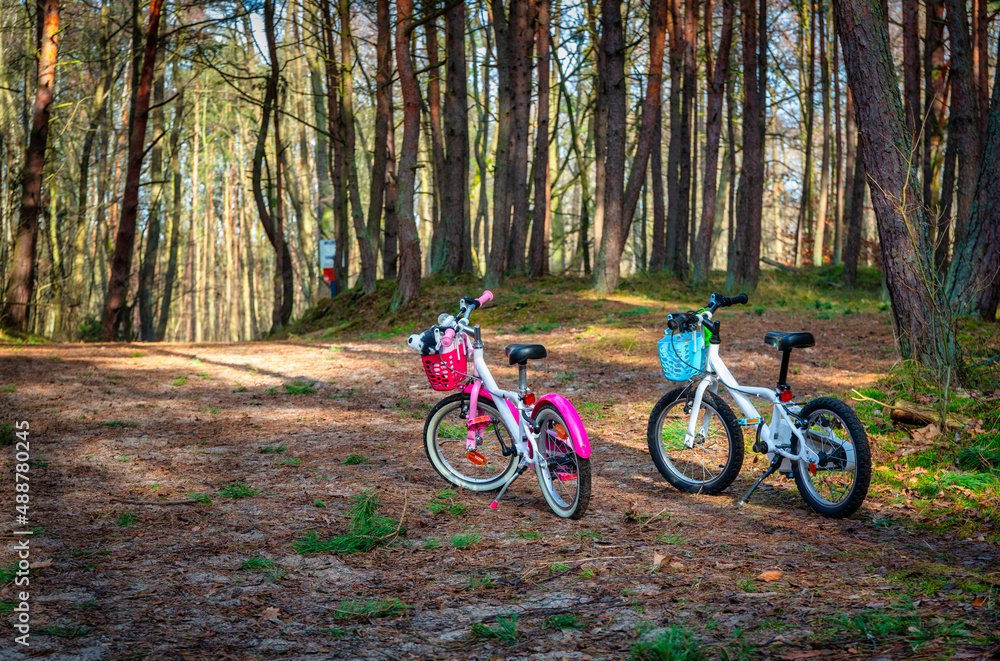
<box><xmin>411</xmin><ymin>291</ymin><xmax>592</xmax><ymax>519</ymax></box>
<box><xmin>646</xmin><ymin>293</ymin><xmax>871</xmax><ymax>518</ymax></box>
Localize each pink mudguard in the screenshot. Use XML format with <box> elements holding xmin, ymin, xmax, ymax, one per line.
<box><xmin>476</xmin><ymin>290</ymin><xmax>493</xmax><ymax>307</ymax></box>
<box><xmin>441</xmin><ymin>328</ymin><xmax>456</xmax><ymax>348</ymax></box>
<box><xmin>532</xmin><ymin>394</ymin><xmax>592</xmax><ymax>459</ymax></box>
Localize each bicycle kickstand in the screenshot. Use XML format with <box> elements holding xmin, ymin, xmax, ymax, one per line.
<box><xmin>737</xmin><ymin>454</ymin><xmax>783</xmax><ymax>508</ymax></box>
<box><xmin>489</xmin><ymin>461</ymin><xmax>529</xmax><ymax>510</ymax></box>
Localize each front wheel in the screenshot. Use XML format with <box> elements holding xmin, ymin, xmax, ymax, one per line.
<box><xmin>424</xmin><ymin>393</ymin><xmax>518</xmax><ymax>491</ymax></box>
<box><xmin>533</xmin><ymin>404</ymin><xmax>591</xmax><ymax>519</ymax></box>
<box><xmin>791</xmin><ymin>397</ymin><xmax>871</xmax><ymax>518</ymax></box>
<box><xmin>647</xmin><ymin>387</ymin><xmax>744</xmax><ymax>494</ymax></box>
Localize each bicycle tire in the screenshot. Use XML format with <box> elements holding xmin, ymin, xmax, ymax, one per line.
<box><xmin>533</xmin><ymin>403</ymin><xmax>591</xmax><ymax>519</ymax></box>
<box><xmin>646</xmin><ymin>387</ymin><xmax>744</xmax><ymax>494</ymax></box>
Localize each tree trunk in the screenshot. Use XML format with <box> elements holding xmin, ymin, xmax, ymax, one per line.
<box><xmin>727</xmin><ymin>0</ymin><xmax>764</xmax><ymax>291</ymax></box>
<box><xmin>444</xmin><ymin>0</ymin><xmax>472</xmax><ymax>274</ymax></box>
<box><xmin>102</xmin><ymin>0</ymin><xmax>163</xmax><ymax>341</ymax></box>
<box><xmin>946</xmin><ymin>40</ymin><xmax>1000</xmax><ymax>321</ymax></box>
<box><xmin>156</xmin><ymin>90</ymin><xmax>184</xmax><ymax>341</ymax></box>
<box><xmin>485</xmin><ymin>0</ymin><xmax>514</xmax><ymax>286</ymax></box>
<box><xmin>691</xmin><ymin>0</ymin><xmax>734</xmax><ymax>283</ymax></box>
<box><xmin>834</xmin><ymin>0</ymin><xmax>955</xmax><ymax>365</ymax></box>
<box><xmin>320</xmin><ymin>0</ymin><xmax>349</xmax><ymax>290</ymax></box>
<box><xmin>425</xmin><ymin>16</ymin><xmax>447</xmax><ymax>273</ymax></box>
<box><xmin>339</xmin><ymin>0</ymin><xmax>377</xmax><ymax>294</ymax></box>
<box><xmin>794</xmin><ymin>1</ymin><xmax>815</xmax><ymax>269</ymax></box>
<box><xmin>364</xmin><ymin>0</ymin><xmax>393</xmax><ymax>285</ymax></box>
<box><xmin>674</xmin><ymin>0</ymin><xmax>699</xmax><ymax>279</ymax></box>
<box><xmin>506</xmin><ymin>0</ymin><xmax>535</xmax><ymax>274</ymax></box>
<box><xmin>138</xmin><ymin>67</ymin><xmax>164</xmax><ymax>341</ymax></box>
<box><xmin>902</xmin><ymin>0</ymin><xmax>921</xmax><ymax>141</ymax></box>
<box><xmin>528</xmin><ymin>0</ymin><xmax>552</xmax><ymax>277</ymax></box>
<box><xmin>812</xmin><ymin>0</ymin><xmax>831</xmax><ymax>266</ymax></box>
<box><xmin>665</xmin><ymin>0</ymin><xmax>683</xmax><ymax>272</ymax></box>
<box><xmin>841</xmin><ymin>142</ymin><xmax>866</xmax><ymax>287</ymax></box>
<box><xmin>922</xmin><ymin>0</ymin><xmax>946</xmax><ymax>226</ymax></box>
<box><xmin>390</xmin><ymin>0</ymin><xmax>422</xmax><ymax>311</ymax></box>
<box><xmin>592</xmin><ymin>0</ymin><xmax>626</xmax><ymax>293</ymax></box>
<box><xmin>649</xmin><ymin>106</ymin><xmax>666</xmax><ymax>271</ymax></box>
<box><xmin>3</xmin><ymin>0</ymin><xmax>58</xmax><ymax>331</ymax></box>
<box><xmin>944</xmin><ymin>0</ymin><xmax>980</xmax><ymax>249</ymax></box>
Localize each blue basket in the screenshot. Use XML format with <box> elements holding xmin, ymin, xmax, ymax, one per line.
<box><xmin>658</xmin><ymin>330</ymin><xmax>707</xmax><ymax>382</ymax></box>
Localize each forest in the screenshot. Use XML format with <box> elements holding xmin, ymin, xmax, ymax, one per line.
<box><xmin>0</xmin><ymin>0</ymin><xmax>993</xmax><ymax>357</ymax></box>
<box><xmin>2</xmin><ymin>1</ymin><xmax>1000</xmax><ymax>657</ymax></box>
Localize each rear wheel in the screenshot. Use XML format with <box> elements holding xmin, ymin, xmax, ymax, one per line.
<box><xmin>533</xmin><ymin>404</ymin><xmax>591</xmax><ymax>519</ymax></box>
<box><xmin>791</xmin><ymin>397</ymin><xmax>871</xmax><ymax>518</ymax></box>
<box><xmin>424</xmin><ymin>393</ymin><xmax>518</xmax><ymax>491</ymax></box>
<box><xmin>647</xmin><ymin>387</ymin><xmax>744</xmax><ymax>494</ymax></box>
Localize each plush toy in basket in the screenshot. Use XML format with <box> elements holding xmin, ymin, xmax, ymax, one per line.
<box><xmin>407</xmin><ymin>326</ymin><xmax>468</xmax><ymax>390</ymax></box>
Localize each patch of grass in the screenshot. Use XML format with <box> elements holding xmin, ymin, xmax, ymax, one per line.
<box><xmin>275</xmin><ymin>457</ymin><xmax>303</xmax><ymax>467</ymax></box>
<box><xmin>201</xmin><ymin>407</ymin><xmax>221</xmax><ymax>414</ymax></box>
<box><xmin>186</xmin><ymin>491</ymin><xmax>212</xmax><ymax>505</ymax></box>
<box><xmin>546</xmin><ymin>613</ymin><xmax>586</xmax><ymax>630</ymax></box>
<box><xmin>293</xmin><ymin>491</ymin><xmax>404</xmax><ymax>554</ymax></box>
<box><xmin>423</xmin><ymin>537</ymin><xmax>441</xmax><ymax>550</ymax></box>
<box><xmin>516</xmin><ymin>530</ymin><xmax>541</xmax><ymax>539</ymax></box>
<box><xmin>117</xmin><ymin>512</ymin><xmax>137</xmax><ymax>527</ymax></box>
<box><xmin>171</xmin><ymin>377</ymin><xmax>187</xmax><ymax>387</ymax></box>
<box><xmin>313</xmin><ymin>499</ymin><xmax>326</xmax><ymax>508</ymax></box>
<box><xmin>632</xmin><ymin>625</ymin><xmax>705</xmax><ymax>661</ymax></box>
<box><xmin>259</xmin><ymin>443</ymin><xmax>287</xmax><ymax>454</ymax></box>
<box><xmin>580</xmin><ymin>567</ymin><xmax>596</xmax><ymax>579</ymax></box>
<box><xmin>342</xmin><ymin>454</ymin><xmax>368</xmax><ymax>465</ymax></box>
<box><xmin>451</xmin><ymin>532</ymin><xmax>481</xmax><ymax>549</ymax></box>
<box><xmin>576</xmin><ymin>530</ymin><xmax>601</xmax><ymax>540</ymax></box>
<box><xmin>0</xmin><ymin>422</ymin><xmax>15</xmax><ymax>446</ymax></box>
<box><xmin>737</xmin><ymin>579</ymin><xmax>757</xmax><ymax>593</ymax></box>
<box><xmin>239</xmin><ymin>557</ymin><xmax>286</xmax><ymax>581</ymax></box>
<box><xmin>827</xmin><ymin>600</ymin><xmax>960</xmax><ymax>649</ymax></box>
<box><xmin>428</xmin><ymin>489</ymin><xmax>467</xmax><ymax>516</ymax></box>
<box><xmin>128</xmin><ymin>351</ymin><xmax>144</xmax><ymax>358</ymax></box>
<box><xmin>332</xmin><ymin>597</ymin><xmax>409</xmax><ymax>621</ymax></box>
<box><xmin>284</xmin><ymin>381</ymin><xmax>317</xmax><ymax>395</ymax></box>
<box><xmin>556</xmin><ymin>371</ymin><xmax>576</xmax><ymax>383</ymax></box>
<box><xmin>516</xmin><ymin>322</ymin><xmax>558</xmax><ymax>334</ymax></box>
<box><xmin>321</xmin><ymin>627</ymin><xmax>352</xmax><ymax>639</ymax></box>
<box><xmin>466</xmin><ymin>572</ymin><xmax>497</xmax><ymax>590</ymax></box>
<box><xmin>35</xmin><ymin>623</ymin><xmax>90</xmax><ymax>638</ymax></box>
<box><xmin>470</xmin><ymin>613</ymin><xmax>520</xmax><ymax>643</ymax></box>
<box><xmin>102</xmin><ymin>420</ymin><xmax>138</xmax><ymax>428</ymax></box>
<box><xmin>232</xmin><ymin>387</ymin><xmax>247</xmax><ymax>393</ymax></box>
<box><xmin>620</xmin><ymin>305</ymin><xmax>653</xmax><ymax>317</ymax></box>
<box><xmin>220</xmin><ymin>482</ymin><xmax>261</xmax><ymax>499</ymax></box>
<box><xmin>551</xmin><ymin>563</ymin><xmax>571</xmax><ymax>572</ymax></box>
<box><xmin>265</xmin><ymin>387</ymin><xmax>278</xmax><ymax>396</ymax></box>
<box><xmin>3</xmin><ymin>385</ymin><xmax>17</xmax><ymax>392</ymax></box>
<box><xmin>197</xmin><ymin>373</ymin><xmax>213</xmax><ymax>380</ymax></box>
<box><xmin>657</xmin><ymin>532</ymin><xmax>685</xmax><ymax>545</ymax></box>
<box><xmin>116</xmin><ymin>454</ymin><xmax>131</xmax><ymax>462</ymax></box>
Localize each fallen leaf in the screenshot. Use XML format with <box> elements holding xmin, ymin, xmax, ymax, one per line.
<box><xmin>911</xmin><ymin>423</ymin><xmax>941</xmax><ymax>442</ymax></box>
<box><xmin>972</xmin><ymin>596</ymin><xmax>985</xmax><ymax>607</ymax></box>
<box><xmin>715</xmin><ymin>562</ymin><xmax>737</xmax><ymax>570</ymax></box>
<box><xmin>669</xmin><ymin>561</ymin><xmax>684</xmax><ymax>569</ymax></box>
<box><xmin>259</xmin><ymin>607</ymin><xmax>281</xmax><ymax>620</ymax></box>
<box><xmin>652</xmin><ymin>552</ymin><xmax>666</xmax><ymax>572</ymax></box>
<box><xmin>757</xmin><ymin>570</ymin><xmax>783</xmax><ymax>582</ymax></box>
<box><xmin>28</xmin><ymin>559</ymin><xmax>52</xmax><ymax>569</ymax></box>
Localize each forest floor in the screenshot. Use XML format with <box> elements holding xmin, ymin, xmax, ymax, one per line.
<box><xmin>2</xmin><ymin>271</ymin><xmax>999</xmax><ymax>660</ymax></box>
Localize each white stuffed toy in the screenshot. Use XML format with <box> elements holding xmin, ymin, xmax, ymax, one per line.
<box><xmin>407</xmin><ymin>326</ymin><xmax>446</xmax><ymax>356</ymax></box>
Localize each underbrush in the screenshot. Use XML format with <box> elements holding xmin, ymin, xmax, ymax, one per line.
<box><xmin>280</xmin><ymin>265</ymin><xmax>887</xmax><ymax>340</ymax></box>
<box><xmin>854</xmin><ymin>350</ymin><xmax>1000</xmax><ymax>541</ymax></box>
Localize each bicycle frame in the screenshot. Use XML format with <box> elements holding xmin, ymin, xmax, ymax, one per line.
<box><xmin>682</xmin><ymin>313</ymin><xmax>821</xmax><ymax>466</ymax></box>
<box><xmin>456</xmin><ymin>329</ymin><xmax>591</xmax><ymax>464</ymax></box>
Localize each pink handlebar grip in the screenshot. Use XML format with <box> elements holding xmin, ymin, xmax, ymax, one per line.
<box><xmin>441</xmin><ymin>328</ymin><xmax>456</xmax><ymax>348</ymax></box>
<box><xmin>476</xmin><ymin>290</ymin><xmax>494</xmax><ymax>307</ymax></box>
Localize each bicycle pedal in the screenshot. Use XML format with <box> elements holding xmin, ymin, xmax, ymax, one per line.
<box><xmin>555</xmin><ymin>472</ymin><xmax>577</xmax><ymax>481</ymax></box>
<box><xmin>466</xmin><ymin>451</ymin><xmax>487</xmax><ymax>465</ymax></box>
<box><xmin>467</xmin><ymin>415</ymin><xmax>491</xmax><ymax>431</ymax></box>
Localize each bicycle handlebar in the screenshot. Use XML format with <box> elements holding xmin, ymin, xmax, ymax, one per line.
<box><xmin>709</xmin><ymin>292</ymin><xmax>749</xmax><ymax>311</ymax></box>
<box><xmin>440</xmin><ymin>328</ymin><xmax>456</xmax><ymax>348</ymax></box>
<box><xmin>439</xmin><ymin>291</ymin><xmax>494</xmax><ymax>347</ymax></box>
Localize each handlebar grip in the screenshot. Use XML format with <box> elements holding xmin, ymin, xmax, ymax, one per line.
<box><xmin>734</xmin><ymin>292</ymin><xmax>749</xmax><ymax>305</ymax></box>
<box><xmin>667</xmin><ymin>317</ymin><xmax>679</xmax><ymax>331</ymax></box>
<box><xmin>440</xmin><ymin>328</ymin><xmax>456</xmax><ymax>348</ymax></box>
<box><xmin>476</xmin><ymin>290</ymin><xmax>493</xmax><ymax>307</ymax></box>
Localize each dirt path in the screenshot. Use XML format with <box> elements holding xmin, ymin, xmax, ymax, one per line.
<box><xmin>1</xmin><ymin>311</ymin><xmax>997</xmax><ymax>659</ymax></box>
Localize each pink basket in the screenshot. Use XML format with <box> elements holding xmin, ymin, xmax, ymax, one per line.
<box><xmin>421</xmin><ymin>343</ymin><xmax>468</xmax><ymax>391</ymax></box>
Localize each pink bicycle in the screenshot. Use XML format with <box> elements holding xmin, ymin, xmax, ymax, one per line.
<box><xmin>409</xmin><ymin>291</ymin><xmax>592</xmax><ymax>519</ymax></box>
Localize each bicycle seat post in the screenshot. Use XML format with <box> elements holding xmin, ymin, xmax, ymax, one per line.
<box><xmin>517</xmin><ymin>364</ymin><xmax>529</xmax><ymax>395</ymax></box>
